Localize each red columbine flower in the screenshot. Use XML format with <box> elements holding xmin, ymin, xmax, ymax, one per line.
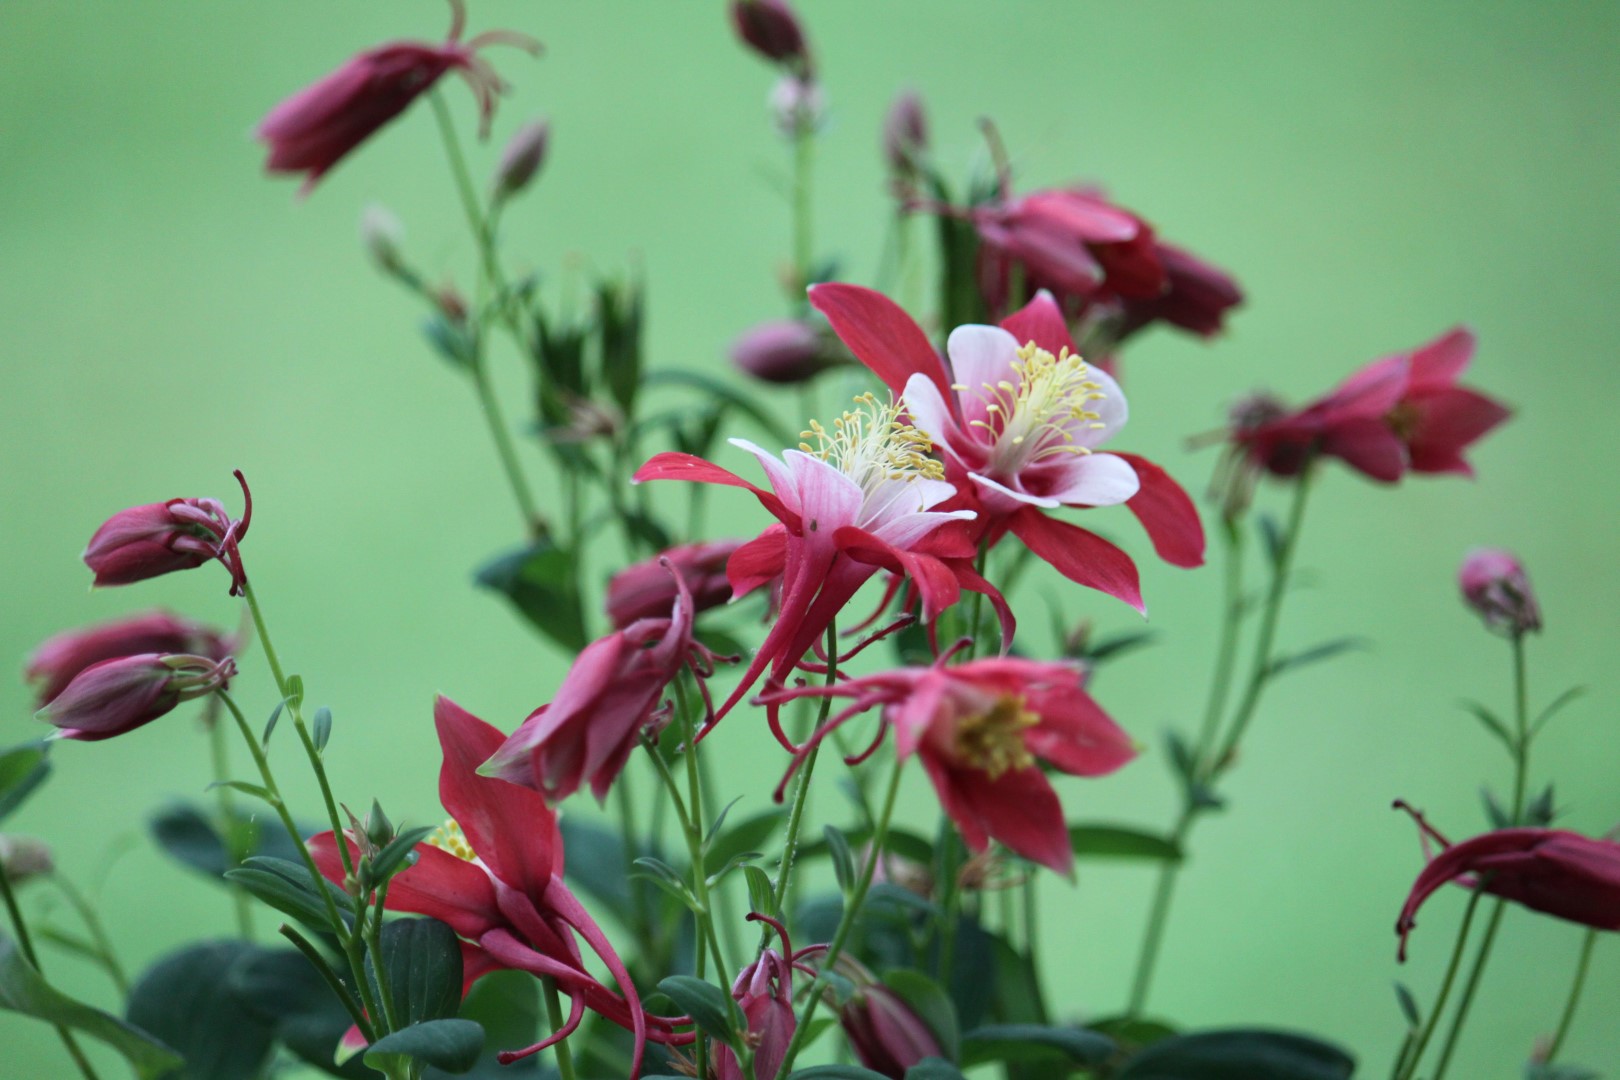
<box><xmin>26</xmin><ymin>611</ymin><xmax>231</xmax><ymax>707</ymax></box>
<box><xmin>1393</xmin><ymin>802</ymin><xmax>1620</xmax><ymax>961</ymax></box>
<box><xmin>258</xmin><ymin>0</ymin><xmax>539</xmax><ymax>194</ymax></box>
<box><xmin>830</xmin><ymin>959</ymin><xmax>943</xmax><ymax>1079</ymax></box>
<box><xmin>716</xmin><ymin>950</ymin><xmax>797</xmax><ymax>1080</ymax></box>
<box><xmin>635</xmin><ymin>393</ymin><xmax>985</xmax><ymax>730</ymax></box>
<box><xmin>1112</xmin><ymin>242</ymin><xmax>1244</xmax><ymax>343</ymax></box>
<box><xmin>310</xmin><ymin>697</ymin><xmax>691</xmax><ymax>1075</ymax></box>
<box><xmin>606</xmin><ymin>540</ymin><xmax>741</xmax><ymax>629</ymax></box>
<box><xmin>36</xmin><ymin>654</ymin><xmax>236</xmax><ymax>741</ymax></box>
<box><xmin>765</xmin><ymin>654</ymin><xmax>1136</xmax><ymax>874</ymax></box>
<box><xmin>480</xmin><ymin>562</ymin><xmax>726</xmax><ymax>803</ymax></box>
<box><xmin>83</xmin><ymin>471</ymin><xmax>253</xmax><ymax>595</ymax></box>
<box><xmin>809</xmin><ymin>283</ymin><xmax>1205</xmax><ymax>613</ymax></box>
<box><xmin>1458</xmin><ymin>548</ymin><xmax>1542</xmax><ymax>636</ymax></box>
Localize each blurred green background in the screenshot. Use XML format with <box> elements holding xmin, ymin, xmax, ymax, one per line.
<box><xmin>4</xmin><ymin>1</ymin><xmax>1618</xmax><ymax>1076</ymax></box>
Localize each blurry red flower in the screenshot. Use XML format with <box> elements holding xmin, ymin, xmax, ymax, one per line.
<box><xmin>1458</xmin><ymin>548</ymin><xmax>1541</xmax><ymax>635</ymax></box>
<box><xmin>730</xmin><ymin>319</ymin><xmax>835</xmax><ymax>385</ymax></box>
<box><xmin>606</xmin><ymin>540</ymin><xmax>740</xmax><ymax>629</ymax></box>
<box><xmin>839</xmin><ymin>981</ymin><xmax>943</xmax><ymax>1078</ymax></box>
<box><xmin>26</xmin><ymin>610</ymin><xmax>230</xmax><ymax>706</ymax></box>
<box><xmin>728</xmin><ymin>0</ymin><xmax>811</xmax><ymax>72</ymax></box>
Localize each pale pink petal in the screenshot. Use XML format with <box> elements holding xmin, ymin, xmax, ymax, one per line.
<box><xmin>945</xmin><ymin>325</ymin><xmax>1021</xmax><ymax>404</ymax></box>
<box><xmin>968</xmin><ymin>471</ymin><xmax>1061</xmax><ymax>510</ymax></box>
<box><xmin>730</xmin><ymin>439</ymin><xmax>802</xmax><ymax>517</ymax></box>
<box><xmin>1042</xmin><ymin>452</ymin><xmax>1141</xmax><ymax>507</ymax></box>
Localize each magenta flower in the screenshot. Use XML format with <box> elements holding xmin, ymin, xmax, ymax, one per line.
<box><xmin>730</xmin><ymin>319</ymin><xmax>835</xmax><ymax>384</ymax></box>
<box><xmin>1394</xmin><ymin>803</ymin><xmax>1620</xmax><ymax>960</ymax></box>
<box><xmin>766</xmin><ymin>655</ymin><xmax>1136</xmax><ymax>874</ymax></box>
<box><xmin>258</xmin><ymin>0</ymin><xmax>539</xmax><ymax>194</ymax></box>
<box><xmin>82</xmin><ymin>471</ymin><xmax>253</xmax><ymax>595</ymax></box>
<box><xmin>882</xmin><ymin>91</ymin><xmax>928</xmax><ymax>182</ymax></box>
<box><xmin>715</xmin><ymin>949</ymin><xmax>797</xmax><ymax>1080</ymax></box>
<box><xmin>36</xmin><ymin>653</ymin><xmax>236</xmax><ymax>742</ymax></box>
<box><xmin>810</xmin><ymin>283</ymin><xmax>1206</xmax><ymax>612</ymax></box>
<box><xmin>310</xmin><ymin>697</ymin><xmax>692</xmax><ymax>1074</ymax></box>
<box><xmin>482</xmin><ymin>563</ymin><xmax>724</xmax><ymax>803</ymax></box>
<box><xmin>1458</xmin><ymin>548</ymin><xmax>1541</xmax><ymax>635</ymax></box>
<box><xmin>839</xmin><ymin>982</ymin><xmax>943</xmax><ymax>1078</ymax></box>
<box><xmin>606</xmin><ymin>540</ymin><xmax>741</xmax><ymax>629</ymax></box>
<box><xmin>1113</xmin><ymin>242</ymin><xmax>1244</xmax><ymax>342</ymax></box>
<box><xmin>728</xmin><ymin>0</ymin><xmax>811</xmax><ymax>72</ymax></box>
<box><xmin>26</xmin><ymin>610</ymin><xmax>230</xmax><ymax>706</ymax></box>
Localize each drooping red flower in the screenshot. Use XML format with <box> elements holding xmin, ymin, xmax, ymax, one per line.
<box><xmin>82</xmin><ymin>471</ymin><xmax>253</xmax><ymax>595</ymax></box>
<box><xmin>838</xmin><ymin>979</ymin><xmax>943</xmax><ymax>1078</ymax></box>
<box><xmin>26</xmin><ymin>610</ymin><xmax>231</xmax><ymax>706</ymax></box>
<box><xmin>810</xmin><ymin>283</ymin><xmax>1206</xmax><ymax>614</ymax></box>
<box><xmin>1458</xmin><ymin>548</ymin><xmax>1541</xmax><ymax>636</ymax></box>
<box><xmin>715</xmin><ymin>950</ymin><xmax>797</xmax><ymax>1080</ymax></box>
<box><xmin>36</xmin><ymin>653</ymin><xmax>236</xmax><ymax>742</ymax></box>
<box><xmin>1393</xmin><ymin>802</ymin><xmax>1620</xmax><ymax>961</ymax></box>
<box><xmin>309</xmin><ymin>697</ymin><xmax>691</xmax><ymax>1075</ymax></box>
<box><xmin>481</xmin><ymin>561</ymin><xmax>727</xmax><ymax>803</ymax></box>
<box><xmin>258</xmin><ymin>0</ymin><xmax>539</xmax><ymax>194</ymax></box>
<box><xmin>1112</xmin><ymin>242</ymin><xmax>1244</xmax><ymax>343</ymax></box>
<box><xmin>606</xmin><ymin>540</ymin><xmax>742</xmax><ymax>629</ymax></box>
<box><xmin>764</xmin><ymin>654</ymin><xmax>1136</xmax><ymax>874</ymax></box>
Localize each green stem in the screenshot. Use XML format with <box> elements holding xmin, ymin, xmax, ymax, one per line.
<box><xmin>770</xmin><ymin>619</ymin><xmax>839</xmax><ymax>918</ymax></box>
<box><xmin>1544</xmin><ymin>929</ymin><xmax>1599</xmax><ymax>1063</ymax></box>
<box><xmin>208</xmin><ymin>708</ymin><xmax>255</xmax><ymax>940</ymax></box>
<box><xmin>1509</xmin><ymin>632</ymin><xmax>1529</xmax><ymax>822</ymax></box>
<box><xmin>50</xmin><ymin>874</ymin><xmax>129</xmax><ymax>997</ymax></box>
<box><xmin>2</xmin><ymin>864</ymin><xmax>102</xmax><ymax>1080</ymax></box>
<box><xmin>541</xmin><ymin>977</ymin><xmax>579</xmax><ymax>1080</ymax></box>
<box><xmin>674</xmin><ymin>678</ymin><xmax>734</xmax><ymax>985</ymax></box>
<box><xmin>773</xmin><ymin>760</ymin><xmax>905</xmax><ymax>1080</ymax></box>
<box><xmin>1394</xmin><ymin>885</ymin><xmax>1488</xmax><ymax>1080</ymax></box>
<box><xmin>1428</xmin><ymin>898</ymin><xmax>1505</xmax><ymax>1080</ymax></box>
<box><xmin>366</xmin><ymin>884</ymin><xmax>403</xmax><ymax>1036</ymax></box>
<box><xmin>791</xmin><ymin>119</ymin><xmax>815</xmax><ymax>309</ymax></box>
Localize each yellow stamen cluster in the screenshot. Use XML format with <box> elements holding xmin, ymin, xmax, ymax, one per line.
<box><xmin>953</xmin><ymin>694</ymin><xmax>1039</xmax><ymax>779</ymax></box>
<box><xmin>799</xmin><ymin>392</ymin><xmax>943</xmax><ymax>494</ymax></box>
<box><xmin>962</xmin><ymin>341</ymin><xmax>1105</xmax><ymax>472</ymax></box>
<box><xmin>428</xmin><ymin>818</ymin><xmax>477</xmax><ymax>862</ymax></box>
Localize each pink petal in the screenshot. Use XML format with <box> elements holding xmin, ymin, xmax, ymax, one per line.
<box><xmin>1022</xmin><ymin>691</ymin><xmax>1137</xmax><ymax>777</ymax></box>
<box><xmin>727</xmin><ymin>524</ymin><xmax>788</xmax><ymax>598</ymax></box>
<box><xmin>1009</xmin><ymin>508</ymin><xmax>1145</xmax><ymax>614</ymax></box>
<box><xmin>944</xmin><ymin>325</ymin><xmax>1021</xmax><ymax>404</ymax></box>
<box><xmin>783</xmin><ymin>450</ymin><xmax>865</xmax><ymax>543</ymax></box>
<box><xmin>730</xmin><ymin>439</ymin><xmax>803</xmax><ymax>518</ymax></box>
<box><xmin>1322</xmin><ymin>417</ymin><xmax>1407</xmax><ymax>483</ymax></box>
<box><xmin>308</xmin><ymin>831</ymin><xmax>502</xmax><ymax>940</ymax></box>
<box><xmin>1406</xmin><ymin>326</ymin><xmax>1476</xmax><ymax>388</ymax></box>
<box><xmin>900</xmin><ymin>372</ymin><xmax>958</xmax><ymax>450</ymax></box>
<box><xmin>1041</xmin><ymin>452</ymin><xmax>1141</xmax><ymax>508</ymax></box>
<box><xmin>1405</xmin><ymin>388</ymin><xmax>1511</xmax><ymax>475</ymax></box>
<box><xmin>1113</xmin><ymin>453</ymin><xmax>1206</xmax><ymax>568</ymax></box>
<box><xmin>809</xmin><ymin>283</ymin><xmax>953</xmax><ymax>402</ymax></box>
<box><xmin>634</xmin><ymin>451</ymin><xmax>791</xmax><ymax>524</ymax></box>
<box><xmin>834</xmin><ymin>526</ymin><xmax>962</xmax><ymax>623</ymax></box>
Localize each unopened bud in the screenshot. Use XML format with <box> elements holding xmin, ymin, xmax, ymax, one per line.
<box><xmin>840</xmin><ymin>983</ymin><xmax>943</xmax><ymax>1078</ymax></box>
<box><xmin>36</xmin><ymin>653</ymin><xmax>235</xmax><ymax>741</ymax></box>
<box><xmin>882</xmin><ymin>91</ymin><xmax>928</xmax><ymax>178</ymax></box>
<box><xmin>730</xmin><ymin>319</ymin><xmax>832</xmax><ymax>384</ymax></box>
<box><xmin>493</xmin><ymin>119</ymin><xmax>550</xmax><ymax>200</ymax></box>
<box><xmin>729</xmin><ymin>0</ymin><xmax>809</xmax><ymax>69</ymax></box>
<box><xmin>360</xmin><ymin>204</ymin><xmax>405</xmax><ymax>274</ymax></box>
<box><xmin>363</xmin><ymin>799</ymin><xmax>395</xmax><ymax>849</ymax></box>
<box><xmin>435</xmin><ymin>284</ymin><xmax>470</xmax><ymax>325</ymax></box>
<box><xmin>1459</xmin><ymin>548</ymin><xmax>1542</xmax><ymax>636</ymax></box>
<box><xmin>0</xmin><ymin>835</ymin><xmax>53</xmax><ymax>885</ymax></box>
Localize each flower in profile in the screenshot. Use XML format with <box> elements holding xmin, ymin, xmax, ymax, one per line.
<box><xmin>480</xmin><ymin>562</ymin><xmax>727</xmax><ymax>803</ymax></box>
<box><xmin>635</xmin><ymin>393</ymin><xmax>986</xmax><ymax>730</ymax></box>
<box><xmin>716</xmin><ymin>950</ymin><xmax>796</xmax><ymax>1080</ymax></box>
<box><xmin>26</xmin><ymin>610</ymin><xmax>231</xmax><ymax>707</ymax></box>
<box><xmin>1112</xmin><ymin>242</ymin><xmax>1244</xmax><ymax>343</ymax></box>
<box><xmin>730</xmin><ymin>319</ymin><xmax>835</xmax><ymax>385</ymax></box>
<box><xmin>606</xmin><ymin>540</ymin><xmax>741</xmax><ymax>629</ymax></box>
<box><xmin>1458</xmin><ymin>548</ymin><xmax>1541</xmax><ymax>636</ymax></box>
<box><xmin>831</xmin><ymin>959</ymin><xmax>943</xmax><ymax>1078</ymax></box>
<box><xmin>764</xmin><ymin>655</ymin><xmax>1136</xmax><ymax>873</ymax></box>
<box><xmin>1393</xmin><ymin>802</ymin><xmax>1620</xmax><ymax>960</ymax></box>
<box><xmin>36</xmin><ymin>654</ymin><xmax>236</xmax><ymax>742</ymax></box>
<box><xmin>310</xmin><ymin>697</ymin><xmax>692</xmax><ymax>1074</ymax></box>
<box><xmin>810</xmin><ymin>283</ymin><xmax>1206</xmax><ymax>612</ymax></box>
<box><xmin>728</xmin><ymin>0</ymin><xmax>811</xmax><ymax>73</ymax></box>
<box><xmin>82</xmin><ymin>471</ymin><xmax>253</xmax><ymax>595</ymax></box>
<box><xmin>258</xmin><ymin>0</ymin><xmax>540</xmax><ymax>194</ymax></box>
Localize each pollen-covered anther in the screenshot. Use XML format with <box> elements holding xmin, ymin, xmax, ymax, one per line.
<box><xmin>952</xmin><ymin>694</ymin><xmax>1039</xmax><ymax>779</ymax></box>
<box><xmin>800</xmin><ymin>392</ymin><xmax>944</xmax><ymax>491</ymax></box>
<box><xmin>428</xmin><ymin>818</ymin><xmax>477</xmax><ymax>862</ymax></box>
<box><xmin>972</xmin><ymin>340</ymin><xmax>1108</xmax><ymax>473</ymax></box>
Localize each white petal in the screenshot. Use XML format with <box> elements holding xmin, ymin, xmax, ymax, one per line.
<box><xmin>870</xmin><ymin>508</ymin><xmax>977</xmax><ymax>551</ymax></box>
<box><xmin>946</xmin><ymin>324</ymin><xmax>1022</xmax><ymax>420</ymax></box>
<box><xmin>969</xmin><ymin>471</ymin><xmax>1061</xmax><ymax>509</ymax></box>
<box><xmin>1044</xmin><ymin>452</ymin><xmax>1141</xmax><ymax>507</ymax></box>
<box><xmin>1073</xmin><ymin>363</ymin><xmax>1129</xmax><ymax>446</ymax></box>
<box><xmin>901</xmin><ymin>372</ymin><xmax>953</xmax><ymax>446</ymax></box>
<box><xmin>730</xmin><ymin>438</ymin><xmax>800</xmax><ymax>516</ymax></box>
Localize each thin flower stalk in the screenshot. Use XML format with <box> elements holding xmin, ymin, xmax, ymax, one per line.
<box><xmin>1543</xmin><ymin>929</ymin><xmax>1599</xmax><ymax>1064</ymax></box>
<box><xmin>0</xmin><ymin>859</ymin><xmax>101</xmax><ymax>1080</ymax></box>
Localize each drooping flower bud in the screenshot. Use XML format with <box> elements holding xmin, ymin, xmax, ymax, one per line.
<box><xmin>606</xmin><ymin>540</ymin><xmax>741</xmax><ymax>629</ymax></box>
<box><xmin>0</xmin><ymin>835</ymin><xmax>54</xmax><ymax>885</ymax></box>
<box><xmin>839</xmin><ymin>983</ymin><xmax>944</xmax><ymax>1078</ymax></box>
<box><xmin>714</xmin><ymin>949</ymin><xmax>797</xmax><ymax>1080</ymax></box>
<box><xmin>1458</xmin><ymin>548</ymin><xmax>1541</xmax><ymax>636</ymax></box>
<box><xmin>360</xmin><ymin>204</ymin><xmax>406</xmax><ymax>274</ymax></box>
<box><xmin>730</xmin><ymin>319</ymin><xmax>833</xmax><ymax>384</ymax></box>
<box><xmin>728</xmin><ymin>0</ymin><xmax>810</xmax><ymax>70</ymax></box>
<box><xmin>492</xmin><ymin>118</ymin><xmax>550</xmax><ymax>200</ymax></box>
<box><xmin>882</xmin><ymin>91</ymin><xmax>928</xmax><ymax>180</ymax></box>
<box><xmin>36</xmin><ymin>654</ymin><xmax>236</xmax><ymax>741</ymax></box>
<box><xmin>82</xmin><ymin>472</ymin><xmax>253</xmax><ymax>595</ymax></box>
<box><xmin>26</xmin><ymin>610</ymin><xmax>231</xmax><ymax>707</ymax></box>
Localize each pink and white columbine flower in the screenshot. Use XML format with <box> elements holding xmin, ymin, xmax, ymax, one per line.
<box><xmin>635</xmin><ymin>393</ymin><xmax>981</xmax><ymax>730</ymax></box>
<box><xmin>809</xmin><ymin>284</ymin><xmax>1205</xmax><ymax>612</ymax></box>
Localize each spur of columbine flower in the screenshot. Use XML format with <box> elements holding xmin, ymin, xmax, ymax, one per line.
<box><xmin>480</xmin><ymin>560</ymin><xmax>729</xmax><ymax>803</ymax></box>
<box><xmin>26</xmin><ymin>610</ymin><xmax>232</xmax><ymax>706</ymax></box>
<box><xmin>82</xmin><ymin>471</ymin><xmax>254</xmax><ymax>595</ymax></box>
<box><xmin>1392</xmin><ymin>801</ymin><xmax>1620</xmax><ymax>961</ymax></box>
<box><xmin>761</xmin><ymin>651</ymin><xmax>1136</xmax><ymax>874</ymax></box>
<box><xmin>810</xmin><ymin>283</ymin><xmax>1205</xmax><ymax>612</ymax></box>
<box><xmin>258</xmin><ymin>0</ymin><xmax>540</xmax><ymax>194</ymax></box>
<box><xmin>309</xmin><ymin>697</ymin><xmax>691</xmax><ymax>1074</ymax></box>
<box><xmin>634</xmin><ymin>393</ymin><xmax>985</xmax><ymax>730</ymax></box>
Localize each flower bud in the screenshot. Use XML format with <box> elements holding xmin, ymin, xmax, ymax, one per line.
<box><xmin>492</xmin><ymin>119</ymin><xmax>550</xmax><ymax>199</ymax></box>
<box><xmin>359</xmin><ymin>204</ymin><xmax>405</xmax><ymax>273</ymax></box>
<box><xmin>363</xmin><ymin>799</ymin><xmax>395</xmax><ymax>849</ymax></box>
<box><xmin>0</xmin><ymin>835</ymin><xmax>53</xmax><ymax>885</ymax></box>
<box><xmin>36</xmin><ymin>653</ymin><xmax>236</xmax><ymax>741</ymax></box>
<box><xmin>606</xmin><ymin>540</ymin><xmax>741</xmax><ymax>629</ymax></box>
<box><xmin>769</xmin><ymin>74</ymin><xmax>825</xmax><ymax>138</ymax></box>
<box><xmin>728</xmin><ymin>0</ymin><xmax>809</xmax><ymax>68</ymax></box>
<box><xmin>882</xmin><ymin>91</ymin><xmax>928</xmax><ymax>179</ymax></box>
<box><xmin>26</xmin><ymin>610</ymin><xmax>230</xmax><ymax>707</ymax></box>
<box><xmin>82</xmin><ymin>475</ymin><xmax>252</xmax><ymax>594</ymax></box>
<box><xmin>730</xmin><ymin>319</ymin><xmax>832</xmax><ymax>384</ymax></box>
<box><xmin>839</xmin><ymin>984</ymin><xmax>944</xmax><ymax>1078</ymax></box>
<box><xmin>715</xmin><ymin>950</ymin><xmax>795</xmax><ymax>1080</ymax></box>
<box><xmin>1459</xmin><ymin>548</ymin><xmax>1541</xmax><ymax>635</ymax></box>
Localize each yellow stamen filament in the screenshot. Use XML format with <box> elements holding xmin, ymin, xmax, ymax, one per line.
<box><xmin>953</xmin><ymin>694</ymin><xmax>1039</xmax><ymax>779</ymax></box>
<box><xmin>799</xmin><ymin>392</ymin><xmax>944</xmax><ymax>495</ymax></box>
<box><xmin>970</xmin><ymin>341</ymin><xmax>1107</xmax><ymax>473</ymax></box>
<box><xmin>428</xmin><ymin>818</ymin><xmax>477</xmax><ymax>862</ymax></box>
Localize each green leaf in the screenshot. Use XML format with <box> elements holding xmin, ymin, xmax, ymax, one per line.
<box><xmin>126</xmin><ymin>940</ymin><xmax>276</xmax><ymax>1079</ymax></box>
<box><xmin>423</xmin><ymin>313</ymin><xmax>478</xmax><ymax>370</ymax></box>
<box><xmin>227</xmin><ymin>946</ymin><xmax>372</xmax><ymax>1079</ymax></box>
<box><xmin>0</xmin><ymin>741</ymin><xmax>51</xmax><ymax>823</ymax></box>
<box><xmin>1068</xmin><ymin>825</ymin><xmax>1183</xmax><ymax>863</ymax></box>
<box><xmin>367</xmin><ymin>825</ymin><xmax>435</xmax><ymax>886</ymax></box>
<box><xmin>367</xmin><ymin>918</ymin><xmax>463</xmax><ymax>1027</ymax></box>
<box><xmin>789</xmin><ymin>1068</ymin><xmax>892</xmax><ymax>1080</ymax></box>
<box><xmin>312</xmin><ymin>706</ymin><xmax>334</xmax><ymax>754</ymax></box>
<box><xmin>1257</xmin><ymin>513</ymin><xmax>1284</xmax><ymax>568</ymax></box>
<box><xmin>825</xmin><ymin>825</ymin><xmax>856</xmax><ymax>894</ymax></box>
<box><xmin>427</xmin><ymin>969</ymin><xmax>541</xmax><ymax>1078</ymax></box>
<box><xmin>261</xmin><ymin>698</ymin><xmax>287</xmax><ymax>746</ymax></box>
<box><xmin>1079</xmin><ymin>629</ymin><xmax>1159</xmax><ymax>665</ymax></box>
<box><xmin>150</xmin><ymin>801</ymin><xmax>304</xmax><ymax>881</ymax></box>
<box><xmin>285</xmin><ymin>674</ymin><xmax>305</xmax><ymax>711</ymax></box>
<box><xmin>657</xmin><ymin>975</ymin><xmax>738</xmax><ymax>1049</ymax></box>
<box><xmin>706</xmin><ymin>808</ymin><xmax>786</xmax><ymax>870</ymax></box>
<box><xmin>1461</xmin><ymin>700</ymin><xmax>1515</xmax><ymax>753</ymax></box>
<box><xmin>1267</xmin><ymin>638</ymin><xmax>1366</xmax><ymax>677</ymax></box>
<box><xmin>1087</xmin><ymin>1015</ymin><xmax>1179</xmax><ymax>1056</ymax></box>
<box><xmin>1526</xmin><ymin>1065</ymin><xmax>1600</xmax><ymax>1080</ymax></box>
<box><xmin>598</xmin><ymin>276</ymin><xmax>644</xmax><ymax>414</ymax></box>
<box><xmin>905</xmin><ymin>1060</ymin><xmax>967</xmax><ymax>1080</ymax></box>
<box><xmin>205</xmin><ymin>779</ymin><xmax>275</xmax><ymax>803</ymax></box>
<box><xmin>1531</xmin><ymin>685</ymin><xmax>1587</xmax><ymax>737</ymax></box>
<box><xmin>882</xmin><ymin>969</ymin><xmax>960</xmax><ymax>1062</ymax></box>
<box><xmin>475</xmin><ymin>537</ymin><xmax>588</xmax><ymax>652</ymax></box>
<box><xmin>557</xmin><ymin>816</ymin><xmax>636</xmax><ymax>918</ymax></box>
<box><xmin>743</xmin><ymin>865</ymin><xmax>778</xmax><ymax>920</ymax></box>
<box><xmin>0</xmin><ymin>932</ymin><xmax>181</xmax><ymax>1079</ymax></box>
<box><xmin>1393</xmin><ymin>982</ymin><xmax>1421</xmax><ymax>1030</ymax></box>
<box><xmin>1481</xmin><ymin>787</ymin><xmax>1511</xmax><ymax>830</ymax></box>
<box><xmin>962</xmin><ymin>1024</ymin><xmax>1114</xmax><ymax>1068</ymax></box>
<box><xmin>226</xmin><ymin>856</ymin><xmax>353</xmax><ymax>932</ymax></box>
<box><xmin>365</xmin><ymin>1018</ymin><xmax>486</xmax><ymax>1074</ymax></box>
<box><xmin>1525</xmin><ymin>783</ymin><xmax>1558</xmax><ymax>827</ymax></box>
<box><xmin>1116</xmin><ymin>1028</ymin><xmax>1355</xmax><ymax>1079</ymax></box>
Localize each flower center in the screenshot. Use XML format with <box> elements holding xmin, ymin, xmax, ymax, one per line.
<box><xmin>428</xmin><ymin>818</ymin><xmax>477</xmax><ymax>862</ymax></box>
<box><xmin>963</xmin><ymin>341</ymin><xmax>1104</xmax><ymax>473</ymax></box>
<box><xmin>952</xmin><ymin>694</ymin><xmax>1038</xmax><ymax>779</ymax></box>
<box><xmin>800</xmin><ymin>393</ymin><xmax>943</xmax><ymax>496</ymax></box>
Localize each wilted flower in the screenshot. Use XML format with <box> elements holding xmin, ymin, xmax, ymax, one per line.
<box><xmin>606</xmin><ymin>540</ymin><xmax>741</xmax><ymax>628</ymax></box>
<box><xmin>0</xmin><ymin>835</ymin><xmax>54</xmax><ymax>885</ymax></box>
<box><xmin>36</xmin><ymin>654</ymin><xmax>236</xmax><ymax>741</ymax></box>
<box><xmin>1393</xmin><ymin>802</ymin><xmax>1620</xmax><ymax>960</ymax></box>
<box><xmin>258</xmin><ymin>0</ymin><xmax>540</xmax><ymax>194</ymax></box>
<box><xmin>26</xmin><ymin>610</ymin><xmax>231</xmax><ymax>706</ymax></box>
<box><xmin>728</xmin><ymin>0</ymin><xmax>811</xmax><ymax>72</ymax></box>
<box><xmin>1458</xmin><ymin>548</ymin><xmax>1541</xmax><ymax>636</ymax></box>
<box><xmin>730</xmin><ymin>319</ymin><xmax>833</xmax><ymax>384</ymax></box>
<box><xmin>492</xmin><ymin>118</ymin><xmax>550</xmax><ymax>199</ymax></box>
<box><xmin>82</xmin><ymin>472</ymin><xmax>253</xmax><ymax>595</ymax></box>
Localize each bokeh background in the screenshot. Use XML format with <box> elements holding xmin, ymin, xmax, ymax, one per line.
<box><xmin>4</xmin><ymin>1</ymin><xmax>1618</xmax><ymax>1076</ymax></box>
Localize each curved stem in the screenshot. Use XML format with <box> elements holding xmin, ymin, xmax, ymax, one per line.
<box><xmin>2</xmin><ymin>861</ymin><xmax>103</xmax><ymax>1080</ymax></box>
<box><xmin>1394</xmin><ymin>885</ymin><xmax>1487</xmax><ymax>1080</ymax></box>
<box><xmin>1544</xmin><ymin>929</ymin><xmax>1599</xmax><ymax>1063</ymax></box>
<box><xmin>50</xmin><ymin>873</ymin><xmax>129</xmax><ymax>997</ymax></box>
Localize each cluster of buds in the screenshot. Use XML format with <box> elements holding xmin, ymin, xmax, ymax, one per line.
<box><xmin>82</xmin><ymin>471</ymin><xmax>254</xmax><ymax>596</ymax></box>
